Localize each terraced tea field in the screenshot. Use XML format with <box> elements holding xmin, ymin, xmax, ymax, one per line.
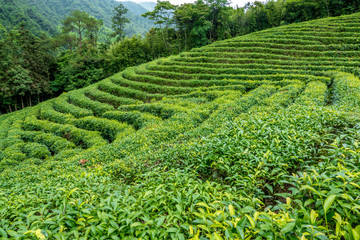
<box><xmin>0</xmin><ymin>13</ymin><xmax>360</xmax><ymax>239</ymax></box>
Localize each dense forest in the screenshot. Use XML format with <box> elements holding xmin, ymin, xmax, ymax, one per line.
<box><xmin>0</xmin><ymin>0</ymin><xmax>154</xmax><ymax>36</ymax></box>
<box><xmin>0</xmin><ymin>0</ymin><xmax>359</xmax><ymax>114</ymax></box>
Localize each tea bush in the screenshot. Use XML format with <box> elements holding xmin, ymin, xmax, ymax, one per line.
<box><xmin>0</xmin><ymin>12</ymin><xmax>360</xmax><ymax>239</ymax></box>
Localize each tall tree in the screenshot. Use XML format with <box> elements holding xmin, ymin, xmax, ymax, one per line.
<box><xmin>0</xmin><ymin>24</ymin><xmax>54</xmax><ymax>113</ymax></box>
<box><xmin>174</xmin><ymin>1</ymin><xmax>211</xmax><ymax>50</ymax></box>
<box><xmin>62</xmin><ymin>10</ymin><xmax>103</xmax><ymax>49</ymax></box>
<box><xmin>142</xmin><ymin>0</ymin><xmax>176</xmax><ymax>53</ymax></box>
<box><xmin>205</xmin><ymin>0</ymin><xmax>230</xmax><ymax>41</ymax></box>
<box><xmin>8</xmin><ymin>66</ymin><xmax>32</xmax><ymax>109</ymax></box>
<box><xmin>111</xmin><ymin>3</ymin><xmax>130</xmax><ymax>41</ymax></box>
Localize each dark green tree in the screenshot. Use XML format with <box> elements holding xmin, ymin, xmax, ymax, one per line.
<box><xmin>0</xmin><ymin>24</ymin><xmax>54</xmax><ymax>113</ymax></box>
<box><xmin>174</xmin><ymin>1</ymin><xmax>211</xmax><ymax>50</ymax></box>
<box><xmin>142</xmin><ymin>0</ymin><xmax>176</xmax><ymax>53</ymax></box>
<box><xmin>8</xmin><ymin>65</ymin><xmax>32</xmax><ymax>109</ymax></box>
<box><xmin>111</xmin><ymin>3</ymin><xmax>130</xmax><ymax>41</ymax></box>
<box><xmin>205</xmin><ymin>0</ymin><xmax>231</xmax><ymax>41</ymax></box>
<box><xmin>52</xmin><ymin>46</ymin><xmax>105</xmax><ymax>93</ymax></box>
<box><xmin>103</xmin><ymin>35</ymin><xmax>152</xmax><ymax>76</ymax></box>
<box><xmin>62</xmin><ymin>10</ymin><xmax>103</xmax><ymax>49</ymax></box>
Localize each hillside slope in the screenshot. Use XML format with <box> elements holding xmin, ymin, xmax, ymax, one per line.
<box><xmin>0</xmin><ymin>13</ymin><xmax>360</xmax><ymax>239</ymax></box>
<box><xmin>0</xmin><ymin>0</ymin><xmax>154</xmax><ymax>36</ymax></box>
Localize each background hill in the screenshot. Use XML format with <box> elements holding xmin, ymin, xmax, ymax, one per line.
<box><xmin>0</xmin><ymin>12</ymin><xmax>360</xmax><ymax>239</ymax></box>
<box><xmin>137</xmin><ymin>1</ymin><xmax>157</xmax><ymax>11</ymax></box>
<box><xmin>0</xmin><ymin>0</ymin><xmax>154</xmax><ymax>37</ymax></box>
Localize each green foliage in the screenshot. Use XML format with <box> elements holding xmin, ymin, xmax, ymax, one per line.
<box><xmin>0</xmin><ymin>0</ymin><xmax>154</xmax><ymax>38</ymax></box>
<box><xmin>0</xmin><ymin>26</ymin><xmax>54</xmax><ymax>113</ymax></box>
<box><xmin>103</xmin><ymin>35</ymin><xmax>153</xmax><ymax>76</ymax></box>
<box><xmin>1</xmin><ymin>12</ymin><xmax>360</xmax><ymax>240</ymax></box>
<box><xmin>62</xmin><ymin>10</ymin><xmax>103</xmax><ymax>49</ymax></box>
<box><xmin>52</xmin><ymin>50</ymin><xmax>105</xmax><ymax>93</ymax></box>
<box><xmin>74</xmin><ymin>116</ymin><xmax>131</xmax><ymax>142</ymax></box>
<box><xmin>111</xmin><ymin>3</ymin><xmax>130</xmax><ymax>40</ymax></box>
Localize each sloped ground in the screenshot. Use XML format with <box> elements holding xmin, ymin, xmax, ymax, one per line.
<box><xmin>0</xmin><ymin>13</ymin><xmax>359</xmax><ymax>239</ymax></box>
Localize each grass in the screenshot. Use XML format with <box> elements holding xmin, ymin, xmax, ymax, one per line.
<box><xmin>0</xmin><ymin>13</ymin><xmax>360</xmax><ymax>239</ymax></box>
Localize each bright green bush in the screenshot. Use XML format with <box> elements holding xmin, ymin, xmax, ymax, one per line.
<box><xmin>20</xmin><ymin>130</ymin><xmax>76</xmax><ymax>154</ymax></box>
<box><xmin>85</xmin><ymin>87</ymin><xmax>141</xmax><ymax>108</ymax></box>
<box><xmin>53</xmin><ymin>95</ymin><xmax>93</xmax><ymax>118</ymax></box>
<box><xmin>22</xmin><ymin>142</ymin><xmax>51</xmax><ymax>159</ymax></box>
<box><xmin>22</xmin><ymin>115</ymin><xmax>107</xmax><ymax>149</ymax></box>
<box><xmin>332</xmin><ymin>72</ymin><xmax>360</xmax><ymax>110</ymax></box>
<box><xmin>102</xmin><ymin>111</ymin><xmax>162</xmax><ymax>130</ymax></box>
<box><xmin>295</xmin><ymin>81</ymin><xmax>328</xmax><ymax>106</ymax></box>
<box><xmin>38</xmin><ymin>102</ymin><xmax>76</xmax><ymax>124</ymax></box>
<box><xmin>67</xmin><ymin>90</ymin><xmax>114</xmax><ymax>115</ymax></box>
<box><xmin>74</xmin><ymin>116</ymin><xmax>131</xmax><ymax>142</ymax></box>
<box><xmin>98</xmin><ymin>78</ymin><xmax>164</xmax><ymax>102</ymax></box>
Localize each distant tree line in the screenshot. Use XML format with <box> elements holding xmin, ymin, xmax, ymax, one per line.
<box><xmin>1</xmin><ymin>0</ymin><xmax>359</xmax><ymax>114</ymax></box>
<box><xmin>142</xmin><ymin>0</ymin><xmax>360</xmax><ymax>55</ymax></box>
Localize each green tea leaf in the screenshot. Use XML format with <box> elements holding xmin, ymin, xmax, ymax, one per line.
<box><xmin>324</xmin><ymin>195</ymin><xmax>336</xmax><ymax>213</ymax></box>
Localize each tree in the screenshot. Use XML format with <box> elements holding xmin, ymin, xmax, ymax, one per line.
<box><xmin>174</xmin><ymin>1</ymin><xmax>211</xmax><ymax>49</ymax></box>
<box><xmin>8</xmin><ymin>66</ymin><xmax>32</xmax><ymax>109</ymax></box>
<box><xmin>142</xmin><ymin>0</ymin><xmax>176</xmax><ymax>53</ymax></box>
<box><xmin>62</xmin><ymin>10</ymin><xmax>103</xmax><ymax>49</ymax></box>
<box><xmin>205</xmin><ymin>0</ymin><xmax>231</xmax><ymax>41</ymax></box>
<box><xmin>0</xmin><ymin>24</ymin><xmax>6</xmax><ymax>38</ymax></box>
<box><xmin>52</xmin><ymin>48</ymin><xmax>105</xmax><ymax>93</ymax></box>
<box><xmin>0</xmin><ymin>24</ymin><xmax>54</xmax><ymax>113</ymax></box>
<box><xmin>103</xmin><ymin>35</ymin><xmax>152</xmax><ymax>76</ymax></box>
<box><xmin>111</xmin><ymin>3</ymin><xmax>130</xmax><ymax>41</ymax></box>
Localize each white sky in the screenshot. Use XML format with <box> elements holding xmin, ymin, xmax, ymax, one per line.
<box><xmin>119</xmin><ymin>0</ymin><xmax>257</xmax><ymax>8</ymax></box>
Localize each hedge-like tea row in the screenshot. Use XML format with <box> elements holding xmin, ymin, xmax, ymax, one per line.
<box><xmin>85</xmin><ymin>87</ymin><xmax>140</xmax><ymax>108</ymax></box>
<box><xmin>67</xmin><ymin>90</ymin><xmax>114</xmax><ymax>116</ymax></box>
<box><xmin>295</xmin><ymin>81</ymin><xmax>328</xmax><ymax>106</ymax></box>
<box><xmin>180</xmin><ymin>51</ymin><xmax>360</xmax><ymax>62</ymax></box>
<box><xmin>38</xmin><ymin>103</ymin><xmax>75</xmax><ymax>124</ymax></box>
<box><xmin>217</xmin><ymin>37</ymin><xmax>322</xmax><ymax>45</ymax></box>
<box><xmin>332</xmin><ymin>72</ymin><xmax>360</xmax><ymax>110</ymax></box>
<box><xmin>262</xmin><ymin>82</ymin><xmax>305</xmax><ymax>109</ymax></box>
<box><xmin>181</xmin><ymin>51</ymin><xmax>298</xmax><ymax>60</ymax></box>
<box><xmin>53</xmin><ymin>96</ymin><xmax>93</xmax><ymax>118</ymax></box>
<box><xmin>141</xmin><ymin>68</ymin><xmax>330</xmax><ymax>82</ymax></box>
<box><xmin>0</xmin><ymin>120</ymin><xmax>28</xmax><ymax>165</ymax></box>
<box><xmin>253</xmin><ymin>29</ymin><xmax>360</xmax><ymax>38</ymax></box>
<box><xmin>123</xmin><ymin>69</ymin><xmax>249</xmax><ymax>93</ymax></box>
<box><xmin>258</xmin><ymin>33</ymin><xmax>360</xmax><ymax>44</ymax></box>
<box><xmin>98</xmin><ymin>79</ymin><xmax>163</xmax><ymax>102</ymax></box>
<box><xmin>22</xmin><ymin>115</ymin><xmax>107</xmax><ymax>149</ymax></box>
<box><xmin>223</xmin><ymin>36</ymin><xmax>359</xmax><ymax>45</ymax></box>
<box><xmin>118</xmin><ymin>102</ymin><xmax>189</xmax><ymax>120</ymax></box>
<box><xmin>170</xmin><ymin>56</ymin><xmax>360</xmax><ymax>68</ymax></box>
<box><xmin>159</xmin><ymin>60</ymin><xmax>355</xmax><ymax>73</ymax></box>
<box><xmin>20</xmin><ymin>130</ymin><xmax>76</xmax><ymax>154</ymax></box>
<box><xmin>192</xmin><ymin>46</ymin><xmax>360</xmax><ymax>58</ymax></box>
<box><xmin>102</xmin><ymin>111</ymin><xmax>162</xmax><ymax>130</ymax></box>
<box><xmin>123</xmin><ymin>69</ymin><xmax>232</xmax><ymax>87</ymax></box>
<box><xmin>74</xmin><ymin>116</ymin><xmax>131</xmax><ymax>142</ymax></box>
<box><xmin>112</xmin><ymin>74</ymin><xmax>193</xmax><ymax>95</ymax></box>
<box><xmin>208</xmin><ymin>42</ymin><xmax>360</xmax><ymax>52</ymax></box>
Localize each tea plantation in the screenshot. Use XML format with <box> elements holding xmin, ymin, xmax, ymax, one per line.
<box><xmin>0</xmin><ymin>13</ymin><xmax>360</xmax><ymax>240</ymax></box>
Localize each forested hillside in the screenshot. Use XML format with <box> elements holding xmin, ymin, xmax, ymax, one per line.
<box><xmin>0</xmin><ymin>0</ymin><xmax>154</xmax><ymax>36</ymax></box>
<box><xmin>1</xmin><ymin>0</ymin><xmax>360</xmax><ymax>116</ymax></box>
<box><xmin>0</xmin><ymin>12</ymin><xmax>360</xmax><ymax>239</ymax></box>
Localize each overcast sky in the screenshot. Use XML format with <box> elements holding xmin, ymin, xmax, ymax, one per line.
<box><xmin>119</xmin><ymin>0</ymin><xmax>257</xmax><ymax>8</ymax></box>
